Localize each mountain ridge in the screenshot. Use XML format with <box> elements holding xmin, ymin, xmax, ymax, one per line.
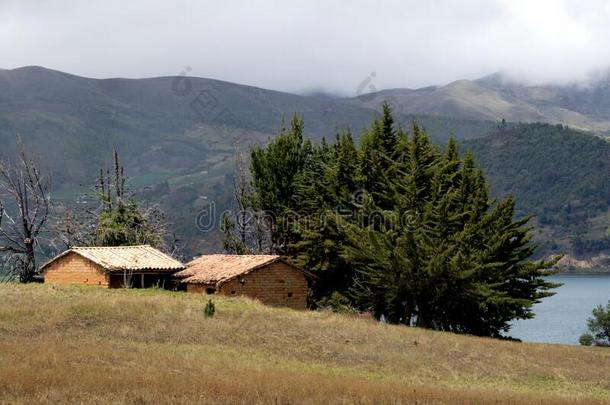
<box><xmin>0</xmin><ymin>66</ymin><xmax>608</xmax><ymax>259</ymax></box>
<box><xmin>348</xmin><ymin>72</ymin><xmax>610</xmax><ymax>134</ymax></box>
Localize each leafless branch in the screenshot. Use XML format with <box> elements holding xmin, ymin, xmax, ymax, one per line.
<box><xmin>0</xmin><ymin>137</ymin><xmax>51</xmax><ymax>282</ymax></box>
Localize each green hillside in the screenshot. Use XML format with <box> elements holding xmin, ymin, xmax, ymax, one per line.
<box><xmin>0</xmin><ymin>66</ymin><xmax>495</xmax><ymax>255</ymax></box>
<box><xmin>0</xmin><ymin>66</ymin><xmax>372</xmax><ymax>186</ymax></box>
<box><xmin>1</xmin><ymin>66</ymin><xmax>609</xmax><ymax>259</ymax></box>
<box><xmin>464</xmin><ymin>123</ymin><xmax>610</xmax><ymax>257</ymax></box>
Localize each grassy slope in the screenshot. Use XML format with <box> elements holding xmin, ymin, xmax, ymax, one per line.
<box><xmin>1</xmin><ymin>285</ymin><xmax>609</xmax><ymax>404</ymax></box>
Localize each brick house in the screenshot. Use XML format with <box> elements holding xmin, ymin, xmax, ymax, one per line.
<box><xmin>41</xmin><ymin>245</ymin><xmax>185</xmax><ymax>288</ymax></box>
<box><xmin>174</xmin><ymin>255</ymin><xmax>313</xmax><ymax>309</ymax></box>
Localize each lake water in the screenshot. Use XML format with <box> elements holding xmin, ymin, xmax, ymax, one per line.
<box><xmin>510</xmin><ymin>273</ymin><xmax>610</xmax><ymax>345</ymax></box>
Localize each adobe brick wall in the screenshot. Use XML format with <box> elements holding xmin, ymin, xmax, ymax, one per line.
<box><xmin>215</xmin><ymin>262</ymin><xmax>308</xmax><ymax>309</ymax></box>
<box><xmin>186</xmin><ymin>283</ymin><xmax>215</xmax><ymax>294</ymax></box>
<box><xmin>43</xmin><ymin>252</ymin><xmax>108</xmax><ymax>287</ymax></box>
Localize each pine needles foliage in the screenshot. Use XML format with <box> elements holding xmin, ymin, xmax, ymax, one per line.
<box><xmin>238</xmin><ymin>104</ymin><xmax>560</xmax><ymax>337</ymax></box>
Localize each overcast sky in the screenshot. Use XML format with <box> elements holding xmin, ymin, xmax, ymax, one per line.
<box><xmin>2</xmin><ymin>0</ymin><xmax>610</xmax><ymax>95</ymax></box>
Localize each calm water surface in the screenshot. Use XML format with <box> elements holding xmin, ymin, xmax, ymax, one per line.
<box><xmin>510</xmin><ymin>273</ymin><xmax>610</xmax><ymax>344</ymax></box>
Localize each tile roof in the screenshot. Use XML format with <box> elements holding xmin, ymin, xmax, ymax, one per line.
<box><xmin>40</xmin><ymin>245</ymin><xmax>185</xmax><ymax>273</ymax></box>
<box><xmin>174</xmin><ymin>254</ymin><xmax>287</xmax><ymax>285</ymax></box>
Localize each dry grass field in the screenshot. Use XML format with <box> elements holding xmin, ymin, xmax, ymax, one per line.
<box><xmin>0</xmin><ymin>284</ymin><xmax>609</xmax><ymax>404</ymax></box>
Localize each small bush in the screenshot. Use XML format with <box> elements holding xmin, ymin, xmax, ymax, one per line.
<box><xmin>203</xmin><ymin>299</ymin><xmax>215</xmax><ymax>317</ymax></box>
<box><xmin>317</xmin><ymin>292</ymin><xmax>358</xmax><ymax>314</ymax></box>
<box><xmin>579</xmin><ymin>333</ymin><xmax>594</xmax><ymax>346</ymax></box>
<box><xmin>580</xmin><ymin>300</ymin><xmax>610</xmax><ymax>346</ymax></box>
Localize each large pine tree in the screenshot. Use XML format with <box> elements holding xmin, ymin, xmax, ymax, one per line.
<box><xmin>241</xmin><ymin>104</ymin><xmax>559</xmax><ymax>337</ymax></box>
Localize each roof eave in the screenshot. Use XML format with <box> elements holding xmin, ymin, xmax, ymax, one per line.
<box><xmin>106</xmin><ymin>267</ymin><xmax>185</xmax><ymax>273</ymax></box>
<box><xmin>179</xmin><ymin>256</ymin><xmax>316</xmax><ymax>284</ymax></box>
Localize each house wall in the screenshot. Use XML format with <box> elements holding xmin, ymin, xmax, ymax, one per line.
<box><xmin>186</xmin><ymin>283</ymin><xmax>216</xmax><ymax>294</ymax></box>
<box><xmin>108</xmin><ymin>273</ymin><xmax>174</xmax><ymax>289</ymax></box>
<box><xmin>43</xmin><ymin>252</ymin><xmax>108</xmax><ymax>287</ymax></box>
<box><xmin>187</xmin><ymin>262</ymin><xmax>308</xmax><ymax>310</ymax></box>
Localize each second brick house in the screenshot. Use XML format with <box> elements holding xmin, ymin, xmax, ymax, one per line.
<box><xmin>174</xmin><ymin>255</ymin><xmax>313</xmax><ymax>309</ymax></box>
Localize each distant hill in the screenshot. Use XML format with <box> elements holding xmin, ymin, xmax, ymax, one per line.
<box><xmin>464</xmin><ymin>123</ymin><xmax>610</xmax><ymax>257</ymax></box>
<box><xmin>0</xmin><ymin>66</ymin><xmax>373</xmax><ymax>186</ymax></box>
<box><xmin>0</xmin><ymin>66</ymin><xmax>496</xmax><ymax>255</ymax></box>
<box><xmin>349</xmin><ymin>72</ymin><xmax>610</xmax><ymax>135</ymax></box>
<box><xmin>0</xmin><ymin>66</ymin><xmax>609</xmax><ymax>259</ymax></box>
<box><xmin>0</xmin><ymin>66</ymin><xmax>494</xmax><ymax>187</ymax></box>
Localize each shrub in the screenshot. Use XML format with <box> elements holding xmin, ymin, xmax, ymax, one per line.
<box><xmin>579</xmin><ymin>333</ymin><xmax>594</xmax><ymax>346</ymax></box>
<box><xmin>203</xmin><ymin>299</ymin><xmax>215</xmax><ymax>317</ymax></box>
<box><xmin>581</xmin><ymin>301</ymin><xmax>610</xmax><ymax>346</ymax></box>
<box><xmin>317</xmin><ymin>292</ymin><xmax>358</xmax><ymax>314</ymax></box>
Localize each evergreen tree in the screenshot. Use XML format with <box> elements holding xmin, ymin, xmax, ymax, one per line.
<box><xmin>94</xmin><ymin>151</ymin><xmax>168</xmax><ymax>249</ymax></box>
<box><xmin>341</xmin><ymin>121</ymin><xmax>559</xmax><ymax>336</ymax></box>
<box><xmin>242</xmin><ymin>104</ymin><xmax>559</xmax><ymax>336</ymax></box>
<box><xmin>249</xmin><ymin>115</ymin><xmax>311</xmax><ymax>253</ymax></box>
<box><xmin>378</xmin><ymin>103</ymin><xmax>398</xmax><ymax>159</ymax></box>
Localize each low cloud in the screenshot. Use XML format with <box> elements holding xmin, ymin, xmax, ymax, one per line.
<box><xmin>2</xmin><ymin>0</ymin><xmax>610</xmax><ymax>94</ymax></box>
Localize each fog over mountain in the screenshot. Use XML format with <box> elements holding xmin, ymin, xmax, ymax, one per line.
<box><xmin>350</xmin><ymin>71</ymin><xmax>610</xmax><ymax>133</ymax></box>
<box><xmin>3</xmin><ymin>0</ymin><xmax>610</xmax><ymax>94</ymax></box>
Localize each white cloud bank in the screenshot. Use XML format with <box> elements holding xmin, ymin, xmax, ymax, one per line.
<box><xmin>2</xmin><ymin>0</ymin><xmax>610</xmax><ymax>94</ymax></box>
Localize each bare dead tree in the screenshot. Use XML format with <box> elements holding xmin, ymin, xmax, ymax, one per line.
<box><xmin>47</xmin><ymin>205</ymin><xmax>97</xmax><ymax>252</ymax></box>
<box><xmin>136</xmin><ymin>202</ymin><xmax>184</xmax><ymax>258</ymax></box>
<box><xmin>252</xmin><ymin>210</ymin><xmax>272</xmax><ymax>253</ymax></box>
<box><xmin>167</xmin><ymin>232</ymin><xmax>186</xmax><ymax>261</ymax></box>
<box><xmin>0</xmin><ymin>138</ymin><xmax>51</xmax><ymax>282</ymax></box>
<box><xmin>234</xmin><ymin>141</ymin><xmax>250</xmax><ymax>246</ymax></box>
<box><xmin>221</xmin><ymin>142</ymin><xmax>272</xmax><ymax>254</ymax></box>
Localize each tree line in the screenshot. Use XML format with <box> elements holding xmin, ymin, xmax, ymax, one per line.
<box><xmin>223</xmin><ymin>104</ymin><xmax>560</xmax><ymax>337</ymax></box>
<box><xmin>463</xmin><ymin>122</ymin><xmax>610</xmax><ymax>256</ymax></box>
